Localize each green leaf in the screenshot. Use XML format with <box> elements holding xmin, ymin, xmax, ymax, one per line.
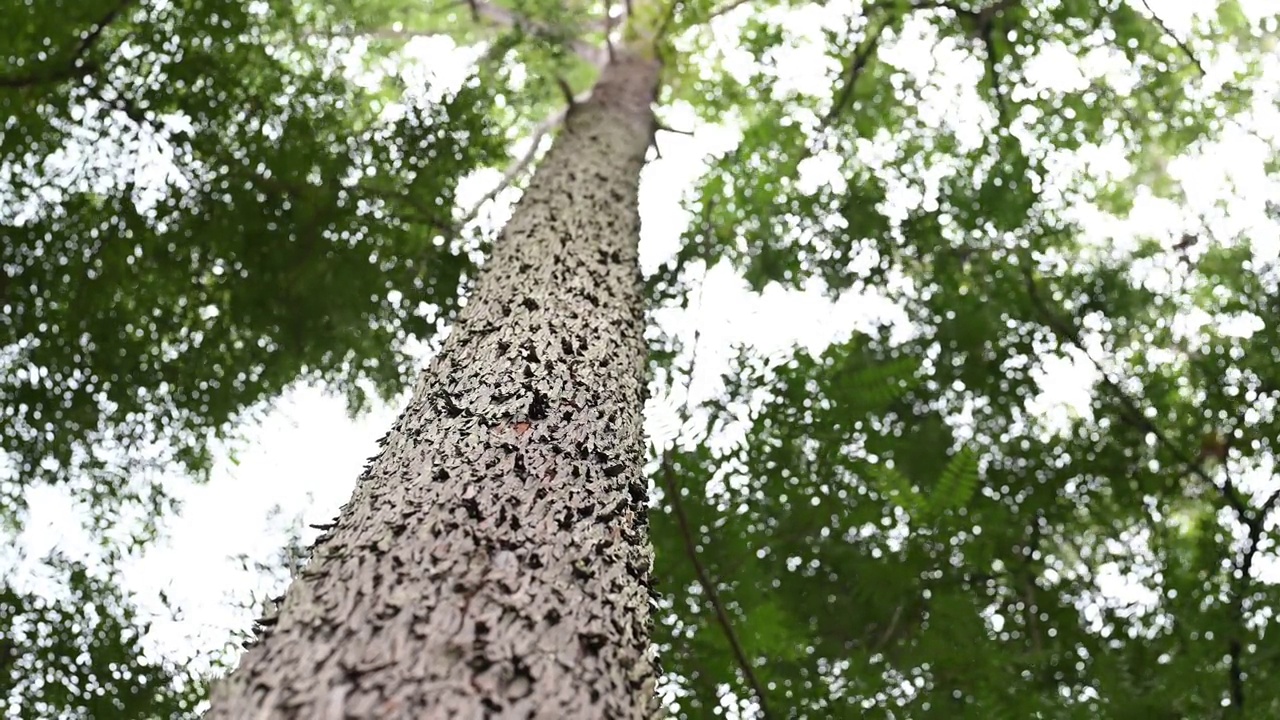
<box><xmin>929</xmin><ymin>446</ymin><xmax>980</xmax><ymax>515</ymax></box>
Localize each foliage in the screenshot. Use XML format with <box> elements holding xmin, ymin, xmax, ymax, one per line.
<box><xmin>0</xmin><ymin>0</ymin><xmax>506</xmax><ymax>529</ymax></box>
<box><xmin>647</xmin><ymin>2</ymin><xmax>1280</xmax><ymax>716</ymax></box>
<box><xmin>1</xmin><ymin>0</ymin><xmax>508</xmax><ymax>714</ymax></box>
<box><xmin>0</xmin><ymin>555</ymin><xmax>209</xmax><ymax>719</ymax></box>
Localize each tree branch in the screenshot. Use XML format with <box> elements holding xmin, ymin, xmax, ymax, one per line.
<box><xmin>909</xmin><ymin>0</ymin><xmax>1016</xmax><ymax>19</ymax></box>
<box><xmin>660</xmin><ymin>456</ymin><xmax>772</xmax><ymax>719</ymax></box>
<box><xmin>328</xmin><ymin>27</ymin><xmax>443</xmax><ymax>42</ymax></box>
<box><xmin>979</xmin><ymin>15</ymin><xmax>1008</xmax><ymax>125</ymax></box>
<box><xmin>823</xmin><ymin>13</ymin><xmax>889</xmax><ymax>127</ymax></box>
<box><xmin>655</xmin><ymin>121</ymin><xmax>694</xmax><ymax>136</ymax></box>
<box><xmin>455</xmin><ymin>99</ymin><xmax>580</xmax><ymax>229</ymax></box>
<box><xmin>337</xmin><ymin>0</ymin><xmax>608</xmax><ymax>65</ymax></box>
<box><xmin>467</xmin><ymin>0</ymin><xmax>607</xmax><ymax>65</ymax></box>
<box><xmin>657</xmin><ymin>288</ymin><xmax>772</xmax><ymax>717</ymax></box>
<box><xmin>1227</xmin><ymin>485</ymin><xmax>1280</xmax><ymax>713</ymax></box>
<box><xmin>871</xmin><ymin>604</ymin><xmax>904</xmax><ymax>653</ymax></box>
<box><xmin>0</xmin><ymin>0</ymin><xmax>134</xmax><ymax>89</ymax></box>
<box><xmin>1020</xmin><ymin>268</ymin><xmax>1249</xmax><ymax>519</ymax></box>
<box><xmin>705</xmin><ymin>0</ymin><xmax>754</xmax><ymax>21</ymax></box>
<box><xmin>1026</xmin><ymin>263</ymin><xmax>1277</xmax><ymax>710</ymax></box>
<box><xmin>1138</xmin><ymin>0</ymin><xmax>1205</xmax><ymax>77</ymax></box>
<box><xmin>976</xmin><ymin>0</ymin><xmax>1020</xmax><ymax>23</ymax></box>
<box><xmin>653</xmin><ymin>0</ymin><xmax>684</xmax><ymax>54</ymax></box>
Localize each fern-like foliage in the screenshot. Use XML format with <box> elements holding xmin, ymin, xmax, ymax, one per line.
<box><xmin>929</xmin><ymin>446</ymin><xmax>980</xmax><ymax>517</ymax></box>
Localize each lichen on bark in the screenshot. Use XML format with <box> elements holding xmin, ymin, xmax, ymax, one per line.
<box><xmin>205</xmin><ymin>53</ymin><xmax>663</xmax><ymax>719</ymax></box>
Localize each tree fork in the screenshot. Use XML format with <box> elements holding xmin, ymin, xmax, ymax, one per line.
<box><xmin>206</xmin><ymin>51</ymin><xmax>662</xmax><ymax>720</ymax></box>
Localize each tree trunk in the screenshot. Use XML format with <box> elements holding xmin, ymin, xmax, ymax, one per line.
<box><xmin>206</xmin><ymin>53</ymin><xmax>662</xmax><ymax>719</ymax></box>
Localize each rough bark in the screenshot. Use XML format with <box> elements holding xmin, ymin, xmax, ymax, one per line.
<box><xmin>206</xmin><ymin>53</ymin><xmax>662</xmax><ymax>719</ymax></box>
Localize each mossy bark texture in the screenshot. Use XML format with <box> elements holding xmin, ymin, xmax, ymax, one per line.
<box><xmin>206</xmin><ymin>53</ymin><xmax>662</xmax><ymax>719</ymax></box>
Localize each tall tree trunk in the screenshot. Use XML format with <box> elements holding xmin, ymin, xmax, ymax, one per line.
<box><xmin>206</xmin><ymin>53</ymin><xmax>662</xmax><ymax>719</ymax></box>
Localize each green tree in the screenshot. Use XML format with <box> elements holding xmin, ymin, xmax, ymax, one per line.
<box><xmin>646</xmin><ymin>3</ymin><xmax>1280</xmax><ymax>717</ymax></box>
<box><xmin>0</xmin><ymin>0</ymin><xmax>503</xmax><ymax>529</ymax></box>
<box><xmin>5</xmin><ymin>0</ymin><xmax>1280</xmax><ymax>717</ymax></box>
<box><xmin>0</xmin><ymin>555</ymin><xmax>206</xmax><ymax>718</ymax></box>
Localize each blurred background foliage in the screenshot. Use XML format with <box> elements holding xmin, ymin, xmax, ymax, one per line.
<box><xmin>4</xmin><ymin>0</ymin><xmax>1280</xmax><ymax>717</ymax></box>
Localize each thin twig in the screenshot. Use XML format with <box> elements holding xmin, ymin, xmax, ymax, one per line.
<box><xmin>1138</xmin><ymin>0</ymin><xmax>1205</xmax><ymax>77</ymax></box>
<box><xmin>456</xmin><ymin>96</ymin><xmax>582</xmax><ymax>229</ymax></box>
<box><xmin>705</xmin><ymin>0</ymin><xmax>754</xmax><ymax>21</ymax></box>
<box><xmin>555</xmin><ymin>76</ymin><xmax>578</xmax><ymax>107</ymax></box>
<box><xmin>975</xmin><ymin>0</ymin><xmax>1020</xmax><ymax>23</ymax></box>
<box><xmin>659</xmin><ymin>283</ymin><xmax>771</xmax><ymax>717</ymax></box>
<box><xmin>1259</xmin><ymin>488</ymin><xmax>1280</xmax><ymax>518</ymax></box>
<box><xmin>872</xmin><ymin>604</ymin><xmax>904</xmax><ymax>652</ymax></box>
<box><xmin>908</xmin><ymin>0</ymin><xmax>965</xmax><ymax>12</ymax></box>
<box><xmin>449</xmin><ymin>33</ymin><xmax>601</xmax><ymax>235</ymax></box>
<box><xmin>936</xmin><ymin>0</ymin><xmax>1020</xmax><ymax>125</ymax></box>
<box><xmin>979</xmin><ymin>21</ymin><xmax>1008</xmax><ymax>125</ymax></box>
<box><xmin>332</xmin><ymin>7</ymin><xmax>607</xmax><ymax>65</ymax></box>
<box><xmin>650</xmin><ymin>0</ymin><xmax>684</xmax><ymax>63</ymax></box>
<box><xmin>1021</xmin><ymin>268</ymin><xmax>1249</xmax><ymax>519</ymax></box>
<box><xmin>0</xmin><ymin>0</ymin><xmax>134</xmax><ymax>88</ymax></box>
<box><xmin>1026</xmin><ymin>258</ymin><xmax>1280</xmax><ymax>715</ymax></box>
<box><xmin>1227</xmin><ymin>486</ymin><xmax>1280</xmax><ymax>712</ymax></box>
<box><xmin>823</xmin><ymin>13</ymin><xmax>888</xmax><ymax>127</ymax></box>
<box><xmin>328</xmin><ymin>27</ymin><xmax>442</xmax><ymax>42</ymax></box>
<box><xmin>1228</xmin><ymin>637</ymin><xmax>1245</xmax><ymax>713</ymax></box>
<box><xmin>649</xmin><ymin>120</ymin><xmax>694</xmax><ymax>157</ymax></box>
<box><xmin>469</xmin><ymin>0</ymin><xmax>607</xmax><ymax>65</ymax></box>
<box><xmin>661</xmin><ymin>458</ymin><xmax>772</xmax><ymax>718</ymax></box>
<box><xmin>655</xmin><ymin>121</ymin><xmax>694</xmax><ymax>136</ymax></box>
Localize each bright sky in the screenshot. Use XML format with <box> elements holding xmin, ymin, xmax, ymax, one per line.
<box><xmin>6</xmin><ymin>0</ymin><xmax>1280</xmax><ymax>694</ymax></box>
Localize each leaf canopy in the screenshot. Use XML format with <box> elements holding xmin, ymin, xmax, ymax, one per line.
<box><xmin>5</xmin><ymin>0</ymin><xmax>1280</xmax><ymax>717</ymax></box>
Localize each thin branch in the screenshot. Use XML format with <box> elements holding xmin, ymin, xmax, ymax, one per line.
<box><xmin>823</xmin><ymin>14</ymin><xmax>888</xmax><ymax>127</ymax></box>
<box><xmin>1138</xmin><ymin>0</ymin><xmax>1205</xmax><ymax>77</ymax></box>
<box><xmin>930</xmin><ymin>0</ymin><xmax>1021</xmax><ymax>126</ymax></box>
<box><xmin>649</xmin><ymin>120</ymin><xmax>694</xmax><ymax>157</ymax></box>
<box><xmin>622</xmin><ymin>0</ymin><xmax>747</xmax><ymax>35</ymax></box>
<box><xmin>655</xmin><ymin>121</ymin><xmax>695</xmax><ymax>136</ymax></box>
<box><xmin>1225</xmin><ymin>486</ymin><xmax>1278</xmax><ymax>714</ymax></box>
<box><xmin>706</xmin><ymin>0</ymin><xmax>755</xmax><ymax>21</ymax></box>
<box><xmin>654</xmin><ymin>0</ymin><xmax>683</xmax><ymax>51</ymax></box>
<box><xmin>975</xmin><ymin>0</ymin><xmax>1020</xmax><ymax>23</ymax></box>
<box><xmin>588</xmin><ymin>8</ymin><xmax>626</xmax><ymax>33</ymax></box>
<box><xmin>1020</xmin><ymin>268</ymin><xmax>1250</xmax><ymax>519</ymax></box>
<box><xmin>909</xmin><ymin>0</ymin><xmax>969</xmax><ymax>12</ymax></box>
<box><xmin>1259</xmin><ymin>488</ymin><xmax>1280</xmax><ymax>519</ymax></box>
<box><xmin>0</xmin><ymin>0</ymin><xmax>134</xmax><ymax>89</ymax></box>
<box><xmin>328</xmin><ymin>27</ymin><xmax>443</xmax><ymax>42</ymax></box>
<box><xmin>909</xmin><ymin>0</ymin><xmax>1016</xmax><ymax>19</ymax></box>
<box><xmin>464</xmin><ymin>0</ymin><xmax>607</xmax><ymax>65</ymax></box>
<box><xmin>979</xmin><ymin>18</ymin><xmax>1008</xmax><ymax>125</ymax></box>
<box><xmin>455</xmin><ymin>102</ymin><xmax>575</xmax><ymax>229</ymax></box>
<box><xmin>871</xmin><ymin>604</ymin><xmax>904</xmax><ymax>653</ymax></box>
<box><xmin>1227</xmin><ymin>637</ymin><xmax>1244</xmax><ymax>714</ymax></box>
<box><xmin>1025</xmin><ymin>250</ymin><xmax>1277</xmax><ymax>717</ymax></box>
<box><xmin>658</xmin><ymin>285</ymin><xmax>771</xmax><ymax>717</ymax></box>
<box><xmin>555</xmin><ymin>76</ymin><xmax>579</xmax><ymax>109</ymax></box>
<box><xmin>661</xmin><ymin>457</ymin><xmax>772</xmax><ymax>718</ymax></box>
